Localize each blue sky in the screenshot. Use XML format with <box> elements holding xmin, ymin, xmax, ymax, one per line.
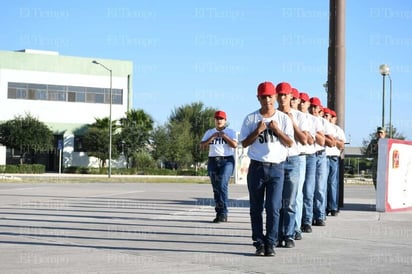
<box><xmin>2</xmin><ymin>1</ymin><xmax>412</xmax><ymax>146</ymax></box>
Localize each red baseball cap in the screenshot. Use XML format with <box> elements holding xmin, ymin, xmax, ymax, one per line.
<box><xmin>323</xmin><ymin>108</ymin><xmax>332</xmax><ymax>115</ymax></box>
<box><xmin>257</xmin><ymin>81</ymin><xmax>275</xmax><ymax>96</ymax></box>
<box><xmin>331</xmin><ymin>110</ymin><xmax>337</xmax><ymax>117</ymax></box>
<box><xmin>291</xmin><ymin>88</ymin><xmax>299</xmax><ymax>99</ymax></box>
<box><xmin>310</xmin><ymin>97</ymin><xmax>322</xmax><ymax>107</ymax></box>
<box><xmin>299</xmin><ymin>92</ymin><xmax>310</xmax><ymax>102</ymax></box>
<box><xmin>275</xmin><ymin>82</ymin><xmax>292</xmax><ymax>95</ymax></box>
<box><xmin>214</xmin><ymin>110</ymin><xmax>226</xmax><ymax>119</ymax></box>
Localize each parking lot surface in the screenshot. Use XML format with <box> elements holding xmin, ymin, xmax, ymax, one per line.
<box><xmin>0</xmin><ymin>180</ymin><xmax>411</xmax><ymax>273</ymax></box>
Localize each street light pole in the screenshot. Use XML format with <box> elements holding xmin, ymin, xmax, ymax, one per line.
<box><xmin>379</xmin><ymin>64</ymin><xmax>390</xmax><ymax>131</ymax></box>
<box><xmin>92</xmin><ymin>60</ymin><xmax>112</xmax><ymax>178</ymax></box>
<box><xmin>388</xmin><ymin>75</ymin><xmax>392</xmax><ymax>138</ymax></box>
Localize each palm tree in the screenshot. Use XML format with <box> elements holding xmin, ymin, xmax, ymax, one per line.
<box><xmin>119</xmin><ymin>109</ymin><xmax>154</xmax><ymax>166</ymax></box>
<box><xmin>82</xmin><ymin>117</ymin><xmax>119</xmax><ymax>168</ymax></box>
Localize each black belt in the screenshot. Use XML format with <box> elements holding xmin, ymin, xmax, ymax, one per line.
<box><xmin>250</xmin><ymin>159</ymin><xmax>279</xmax><ymax>166</ymax></box>
<box><xmin>300</xmin><ymin>152</ymin><xmax>315</xmax><ymax>156</ymax></box>
<box><xmin>328</xmin><ymin>156</ymin><xmax>339</xmax><ymax>159</ymax></box>
<box><xmin>315</xmin><ymin>150</ymin><xmax>325</xmax><ymax>156</ymax></box>
<box><xmin>210</xmin><ymin>156</ymin><xmax>233</xmax><ymax>161</ymax></box>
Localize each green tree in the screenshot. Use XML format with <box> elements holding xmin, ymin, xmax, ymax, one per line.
<box><xmin>167</xmin><ymin>120</ymin><xmax>193</xmax><ymax>167</ymax></box>
<box><xmin>131</xmin><ymin>151</ymin><xmax>156</xmax><ymax>170</ymax></box>
<box><xmin>151</xmin><ymin>121</ymin><xmax>192</xmax><ymax>168</ymax></box>
<box><xmin>0</xmin><ymin>113</ymin><xmax>53</xmax><ymax>164</ymax></box>
<box><xmin>168</xmin><ymin>102</ymin><xmax>216</xmax><ymax>166</ymax></box>
<box><xmin>82</xmin><ymin>117</ymin><xmax>119</xmax><ymax>167</ymax></box>
<box><xmin>118</xmin><ymin>109</ymin><xmax>153</xmax><ymax>167</ymax></box>
<box><xmin>92</xmin><ymin>117</ymin><xmax>119</xmax><ymax>132</ymax></box>
<box><xmin>151</xmin><ymin>125</ymin><xmax>169</xmax><ymax>163</ymax></box>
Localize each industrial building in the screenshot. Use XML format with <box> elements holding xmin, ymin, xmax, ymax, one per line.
<box><xmin>0</xmin><ymin>49</ymin><xmax>133</xmax><ymax>171</ymax></box>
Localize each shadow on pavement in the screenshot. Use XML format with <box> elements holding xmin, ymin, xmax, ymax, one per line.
<box><xmin>342</xmin><ymin>202</ymin><xmax>376</xmax><ymax>211</ymax></box>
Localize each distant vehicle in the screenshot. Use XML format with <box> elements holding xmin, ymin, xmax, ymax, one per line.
<box><xmin>344</xmin><ymin>165</ymin><xmax>354</xmax><ymax>175</ymax></box>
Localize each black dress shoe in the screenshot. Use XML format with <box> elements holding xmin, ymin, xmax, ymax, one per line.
<box><xmin>313</xmin><ymin>219</ymin><xmax>326</xmax><ymax>226</ymax></box>
<box><xmin>265</xmin><ymin>245</ymin><xmax>275</xmax><ymax>256</ymax></box>
<box><xmin>331</xmin><ymin>210</ymin><xmax>338</xmax><ymax>216</ymax></box>
<box><xmin>301</xmin><ymin>224</ymin><xmax>312</xmax><ymax>233</ymax></box>
<box><xmin>254</xmin><ymin>243</ymin><xmax>265</xmax><ymax>256</ymax></box>
<box><xmin>294</xmin><ymin>232</ymin><xmax>302</xmax><ymax>240</ymax></box>
<box><xmin>213</xmin><ymin>215</ymin><xmax>227</xmax><ymax>223</ymax></box>
<box><xmin>284</xmin><ymin>238</ymin><xmax>295</xmax><ymax>248</ymax></box>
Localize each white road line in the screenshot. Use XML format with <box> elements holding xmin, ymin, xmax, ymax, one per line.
<box><xmin>85</xmin><ymin>190</ymin><xmax>146</xmax><ymax>198</ymax></box>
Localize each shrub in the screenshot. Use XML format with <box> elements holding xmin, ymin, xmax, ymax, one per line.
<box><xmin>130</xmin><ymin>152</ymin><xmax>156</xmax><ymax>169</ymax></box>
<box><xmin>0</xmin><ymin>164</ymin><xmax>45</xmax><ymax>173</ymax></box>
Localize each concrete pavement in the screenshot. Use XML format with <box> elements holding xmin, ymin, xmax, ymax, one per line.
<box><xmin>0</xmin><ymin>180</ymin><xmax>411</xmax><ymax>273</ymax></box>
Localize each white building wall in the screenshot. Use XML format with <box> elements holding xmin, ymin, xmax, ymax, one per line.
<box><xmin>0</xmin><ymin>53</ymin><xmax>131</xmax><ymax>170</ymax></box>
<box><xmin>63</xmin><ymin>135</ymin><xmax>104</xmax><ymax>168</ymax></box>
<box><xmin>0</xmin><ymin>146</ymin><xmax>6</xmax><ymax>165</ymax></box>
<box><xmin>0</xmin><ymin>69</ymin><xmax>128</xmax><ymax>124</ymax></box>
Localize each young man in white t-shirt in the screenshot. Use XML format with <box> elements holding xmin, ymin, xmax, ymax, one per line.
<box><xmin>324</xmin><ymin>109</ymin><xmax>346</xmax><ymax>216</ymax></box>
<box><xmin>309</xmin><ymin>97</ymin><xmax>336</xmax><ymax>227</ymax></box>
<box><xmin>277</xmin><ymin>84</ymin><xmax>309</xmax><ymax>248</ymax></box>
<box><xmin>201</xmin><ymin>110</ymin><xmax>238</xmax><ymax>223</ymax></box>
<box><xmin>239</xmin><ymin>81</ymin><xmax>294</xmax><ymax>256</ymax></box>
<box><xmin>300</xmin><ymin>93</ymin><xmax>321</xmax><ymax>234</ymax></box>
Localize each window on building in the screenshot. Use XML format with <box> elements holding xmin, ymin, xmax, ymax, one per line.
<box><xmin>7</xmin><ymin>82</ymin><xmax>123</xmax><ymax>105</ymax></box>
<box><xmin>48</xmin><ymin>85</ymin><xmax>66</xmax><ymax>101</ymax></box>
<box><xmin>8</xmin><ymin>82</ymin><xmax>27</xmax><ymax>99</ymax></box>
<box><xmin>86</xmin><ymin>92</ymin><xmax>95</xmax><ymax>103</ymax></box>
<box><xmin>76</xmin><ymin>92</ymin><xmax>85</xmax><ymax>102</ymax></box>
<box><xmin>68</xmin><ymin>92</ymin><xmax>76</xmax><ymax>102</ymax></box>
<box><xmin>8</xmin><ymin>88</ymin><xmax>17</xmax><ymax>99</ymax></box>
<box><xmin>112</xmin><ymin>94</ymin><xmax>122</xmax><ymax>104</ymax></box>
<box><xmin>68</xmin><ymin>86</ymin><xmax>86</xmax><ymax>103</ymax></box>
<box><xmin>37</xmin><ymin>90</ymin><xmax>47</xmax><ymax>100</ymax></box>
<box><xmin>28</xmin><ymin>89</ymin><xmax>37</xmax><ymax>100</ymax></box>
<box><xmin>16</xmin><ymin>89</ymin><xmax>27</xmax><ymax>99</ymax></box>
<box><xmin>28</xmin><ymin>84</ymin><xmax>47</xmax><ymax>101</ymax></box>
<box><xmin>95</xmin><ymin>93</ymin><xmax>104</xmax><ymax>103</ymax></box>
